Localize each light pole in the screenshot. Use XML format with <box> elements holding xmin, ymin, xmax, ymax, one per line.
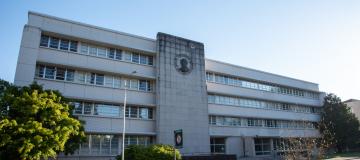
<box><xmin>122</xmin><ymin>71</ymin><xmax>137</xmax><ymax>160</ymax></box>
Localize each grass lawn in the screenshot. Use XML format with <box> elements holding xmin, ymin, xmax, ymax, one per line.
<box><xmin>325</xmin><ymin>152</ymin><xmax>360</xmax><ymax>159</ymax></box>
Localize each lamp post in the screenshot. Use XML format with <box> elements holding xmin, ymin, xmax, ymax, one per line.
<box><xmin>122</xmin><ymin>71</ymin><xmax>137</xmax><ymax>160</ymax></box>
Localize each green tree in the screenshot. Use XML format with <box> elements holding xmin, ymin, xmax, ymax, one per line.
<box><xmin>0</xmin><ymin>79</ymin><xmax>85</xmax><ymax>160</ymax></box>
<box><xmin>319</xmin><ymin>93</ymin><xmax>360</xmax><ymax>153</ymax></box>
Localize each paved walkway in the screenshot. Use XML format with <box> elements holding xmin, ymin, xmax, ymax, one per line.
<box><xmin>327</xmin><ymin>157</ymin><xmax>360</xmax><ymax>160</ymax></box>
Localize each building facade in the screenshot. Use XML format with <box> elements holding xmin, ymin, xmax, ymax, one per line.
<box><xmin>344</xmin><ymin>99</ymin><xmax>360</xmax><ymax>122</ymax></box>
<box><xmin>14</xmin><ymin>12</ymin><xmax>325</xmax><ymax>159</ymax></box>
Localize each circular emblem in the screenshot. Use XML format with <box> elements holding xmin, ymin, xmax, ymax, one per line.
<box><xmin>176</xmin><ymin>135</ymin><xmax>182</xmax><ymax>144</ymax></box>
<box><xmin>175</xmin><ymin>54</ymin><xmax>192</xmax><ymax>74</ymax></box>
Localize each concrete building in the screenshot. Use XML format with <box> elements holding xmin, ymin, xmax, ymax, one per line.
<box><xmin>14</xmin><ymin>12</ymin><xmax>325</xmax><ymax>159</ymax></box>
<box><xmin>344</xmin><ymin>99</ymin><xmax>360</xmax><ymax>121</ymax></box>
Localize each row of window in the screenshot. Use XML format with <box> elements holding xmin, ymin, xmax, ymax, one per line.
<box><xmin>40</xmin><ymin>35</ymin><xmax>154</xmax><ymax>66</ymax></box>
<box><xmin>206</xmin><ymin>72</ymin><xmax>320</xmax><ymax>99</ymax></box>
<box><xmin>35</xmin><ymin>65</ymin><xmax>153</xmax><ymax>92</ymax></box>
<box><xmin>71</xmin><ymin>102</ymin><xmax>154</xmax><ymax>120</ymax></box>
<box><xmin>209</xmin><ymin>115</ymin><xmax>316</xmax><ymax>129</ymax></box>
<box><xmin>257</xmin><ymin>138</ymin><xmax>310</xmax><ymax>155</ymax></box>
<box><xmin>40</xmin><ymin>35</ymin><xmax>78</xmax><ymax>52</ymax></box>
<box><xmin>80</xmin><ymin>43</ymin><xmax>153</xmax><ymax>66</ymax></box>
<box><xmin>77</xmin><ymin>134</ymin><xmax>153</xmax><ymax>155</ymax></box>
<box><xmin>211</xmin><ymin>137</ymin><xmax>306</xmax><ymax>155</ymax></box>
<box><xmin>208</xmin><ymin>94</ymin><xmax>322</xmax><ymax>114</ymax></box>
<box><xmin>273</xmin><ymin>138</ymin><xmax>308</xmax><ymax>152</ymax></box>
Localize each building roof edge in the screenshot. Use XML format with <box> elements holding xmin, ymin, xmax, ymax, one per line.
<box><xmin>28</xmin><ymin>11</ymin><xmax>156</xmax><ymax>42</ymax></box>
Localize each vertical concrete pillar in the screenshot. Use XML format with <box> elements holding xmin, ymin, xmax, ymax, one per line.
<box><xmin>244</xmin><ymin>137</ymin><xmax>255</xmax><ymax>157</ymax></box>
<box><xmin>155</xmin><ymin>33</ymin><xmax>210</xmax><ymax>154</ymax></box>
<box><xmin>14</xmin><ymin>25</ymin><xmax>41</xmax><ymax>86</ymax></box>
<box><xmin>226</xmin><ymin>136</ymin><xmax>243</xmax><ymax>158</ymax></box>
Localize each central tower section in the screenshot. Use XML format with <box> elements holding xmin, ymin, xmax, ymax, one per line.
<box><xmin>156</xmin><ymin>33</ymin><xmax>210</xmax><ymax>154</ymax></box>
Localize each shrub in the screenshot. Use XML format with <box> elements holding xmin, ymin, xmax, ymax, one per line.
<box><xmin>116</xmin><ymin>144</ymin><xmax>182</xmax><ymax>160</ymax></box>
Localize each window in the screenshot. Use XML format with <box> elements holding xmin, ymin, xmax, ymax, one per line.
<box><xmin>83</xmin><ymin>102</ymin><xmax>92</xmax><ymax>115</ymax></box>
<box><xmin>70</xmin><ymin>41</ymin><xmax>78</xmax><ymax>52</ymax></box>
<box><xmin>108</xmin><ymin>48</ymin><xmax>115</xmax><ymax>59</ymax></box>
<box><xmin>115</xmin><ymin>49</ymin><xmax>122</xmax><ymax>60</ymax></box>
<box><xmin>101</xmin><ymin>135</ymin><xmax>111</xmax><ymax>154</ymax></box>
<box><xmin>140</xmin><ymin>55</ymin><xmax>147</xmax><ymax>65</ymax></box>
<box><xmin>96</xmin><ymin>74</ymin><xmax>105</xmax><ymax>85</ymax></box>
<box><xmin>265</xmin><ymin>120</ymin><xmax>276</xmax><ymax>128</ymax></box>
<box><xmin>254</xmin><ymin>138</ymin><xmax>271</xmax><ymax>155</ymax></box>
<box><xmin>125</xmin><ymin>136</ymin><xmax>152</xmax><ymax>147</ymax></box>
<box><xmin>138</xmin><ymin>137</ymin><xmax>148</xmax><ymax>145</ymax></box>
<box><xmin>66</xmin><ymin>69</ymin><xmax>75</xmax><ymax>81</ymax></box>
<box><xmin>40</xmin><ymin>35</ymin><xmax>49</xmax><ymax>47</ymax></box>
<box><xmin>214</xmin><ymin>116</ymin><xmax>224</xmax><ymax>125</ymax></box>
<box><xmin>55</xmin><ymin>68</ymin><xmax>66</xmax><ymax>80</ymax></box>
<box><xmin>224</xmin><ymin>117</ymin><xmax>241</xmax><ymax>126</ymax></box>
<box><xmin>89</xmin><ymin>46</ymin><xmax>97</xmax><ymax>56</ymax></box>
<box><xmin>94</xmin><ymin>104</ymin><xmax>120</xmax><ymax>117</ymax></box>
<box><xmin>210</xmin><ymin>138</ymin><xmax>226</xmax><ymax>153</ymax></box>
<box><xmin>148</xmin><ymin>56</ymin><xmax>153</xmax><ymax>65</ymax></box>
<box><xmin>97</xmin><ymin>47</ymin><xmax>107</xmax><ymax>58</ymax></box>
<box><xmin>147</xmin><ymin>81</ymin><xmax>152</xmax><ymax>91</ymax></box>
<box><xmin>87</xmin><ymin>73</ymin><xmax>105</xmax><ymax>85</ymax></box>
<box><xmin>123</xmin><ymin>51</ymin><xmax>132</xmax><ymax>61</ymax></box>
<box><xmin>44</xmin><ymin>66</ymin><xmax>56</xmax><ymax>79</ymax></box>
<box><xmin>111</xmin><ymin>135</ymin><xmax>119</xmax><ymax>155</ymax></box>
<box><xmin>139</xmin><ymin>80</ymin><xmax>147</xmax><ymax>91</ymax></box>
<box><xmin>92</xmin><ymin>135</ymin><xmax>101</xmax><ymax>154</ymax></box>
<box><xmin>208</xmin><ymin>95</ymin><xmax>215</xmax><ymax>103</ymax></box>
<box><xmin>79</xmin><ymin>134</ymin><xmax>122</xmax><ymax>155</ymax></box>
<box><xmin>209</xmin><ymin>116</ymin><xmax>216</xmax><ymax>125</ymax></box>
<box><xmin>81</xmin><ymin>43</ymin><xmax>89</xmax><ymax>54</ymax></box>
<box><xmin>105</xmin><ymin>76</ymin><xmax>113</xmax><ymax>87</ymax></box>
<box><xmin>49</xmin><ymin>37</ymin><xmax>59</xmax><ymax>49</ymax></box>
<box><xmin>126</xmin><ymin>136</ymin><xmax>138</xmax><ymax>147</ymax></box>
<box><xmin>148</xmin><ymin>108</ymin><xmax>153</xmax><ymax>119</ymax></box>
<box><xmin>80</xmin><ymin>135</ymin><xmax>90</xmax><ymax>154</ymax></box>
<box><xmin>76</xmin><ymin>71</ymin><xmax>86</xmax><ymax>83</ymax></box>
<box><xmin>73</xmin><ymin>102</ymin><xmax>83</xmax><ymax>114</ymax></box>
<box><xmin>35</xmin><ymin>65</ymin><xmax>45</xmax><ymax>78</ymax></box>
<box><xmin>132</xmin><ymin>53</ymin><xmax>140</xmax><ymax>63</ymax></box>
<box><xmin>60</xmin><ymin>39</ymin><xmax>69</xmax><ymax>50</ymax></box>
<box><xmin>139</xmin><ymin>108</ymin><xmax>153</xmax><ymax>119</ymax></box>
<box><xmin>273</xmin><ymin>138</ymin><xmax>292</xmax><ymax>152</ymax></box>
<box><xmin>206</xmin><ymin>72</ymin><xmax>214</xmax><ymax>82</ymax></box>
<box><xmin>89</xmin><ymin>73</ymin><xmax>96</xmax><ymax>84</ymax></box>
<box><xmin>248</xmin><ymin>119</ymin><xmax>263</xmax><ymax>127</ymax></box>
<box><xmin>114</xmin><ymin>77</ymin><xmax>121</xmax><ymax>88</ymax></box>
<box><xmin>139</xmin><ymin>108</ymin><xmax>149</xmax><ymax>119</ymax></box>
<box><xmin>126</xmin><ymin>107</ymin><xmax>138</xmax><ymax>118</ymax></box>
<box><xmin>121</xmin><ymin>106</ymin><xmax>153</xmax><ymax>119</ymax></box>
<box><xmin>130</xmin><ymin>79</ymin><xmax>139</xmax><ymax>90</ymax></box>
<box><xmin>123</xmin><ymin>79</ymin><xmax>130</xmax><ymax>88</ymax></box>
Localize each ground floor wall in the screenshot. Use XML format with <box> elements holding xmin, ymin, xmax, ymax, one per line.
<box><xmin>213</xmin><ymin>136</ymin><xmax>317</xmax><ymax>160</ymax></box>
<box><xmin>58</xmin><ymin>133</ymin><xmax>317</xmax><ymax>160</ymax></box>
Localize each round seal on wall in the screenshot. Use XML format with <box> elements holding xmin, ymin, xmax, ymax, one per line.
<box><xmin>175</xmin><ymin>54</ymin><xmax>192</xmax><ymax>74</ymax></box>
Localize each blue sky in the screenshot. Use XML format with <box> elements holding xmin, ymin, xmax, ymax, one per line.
<box><xmin>0</xmin><ymin>0</ymin><xmax>359</xmax><ymax>100</ymax></box>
